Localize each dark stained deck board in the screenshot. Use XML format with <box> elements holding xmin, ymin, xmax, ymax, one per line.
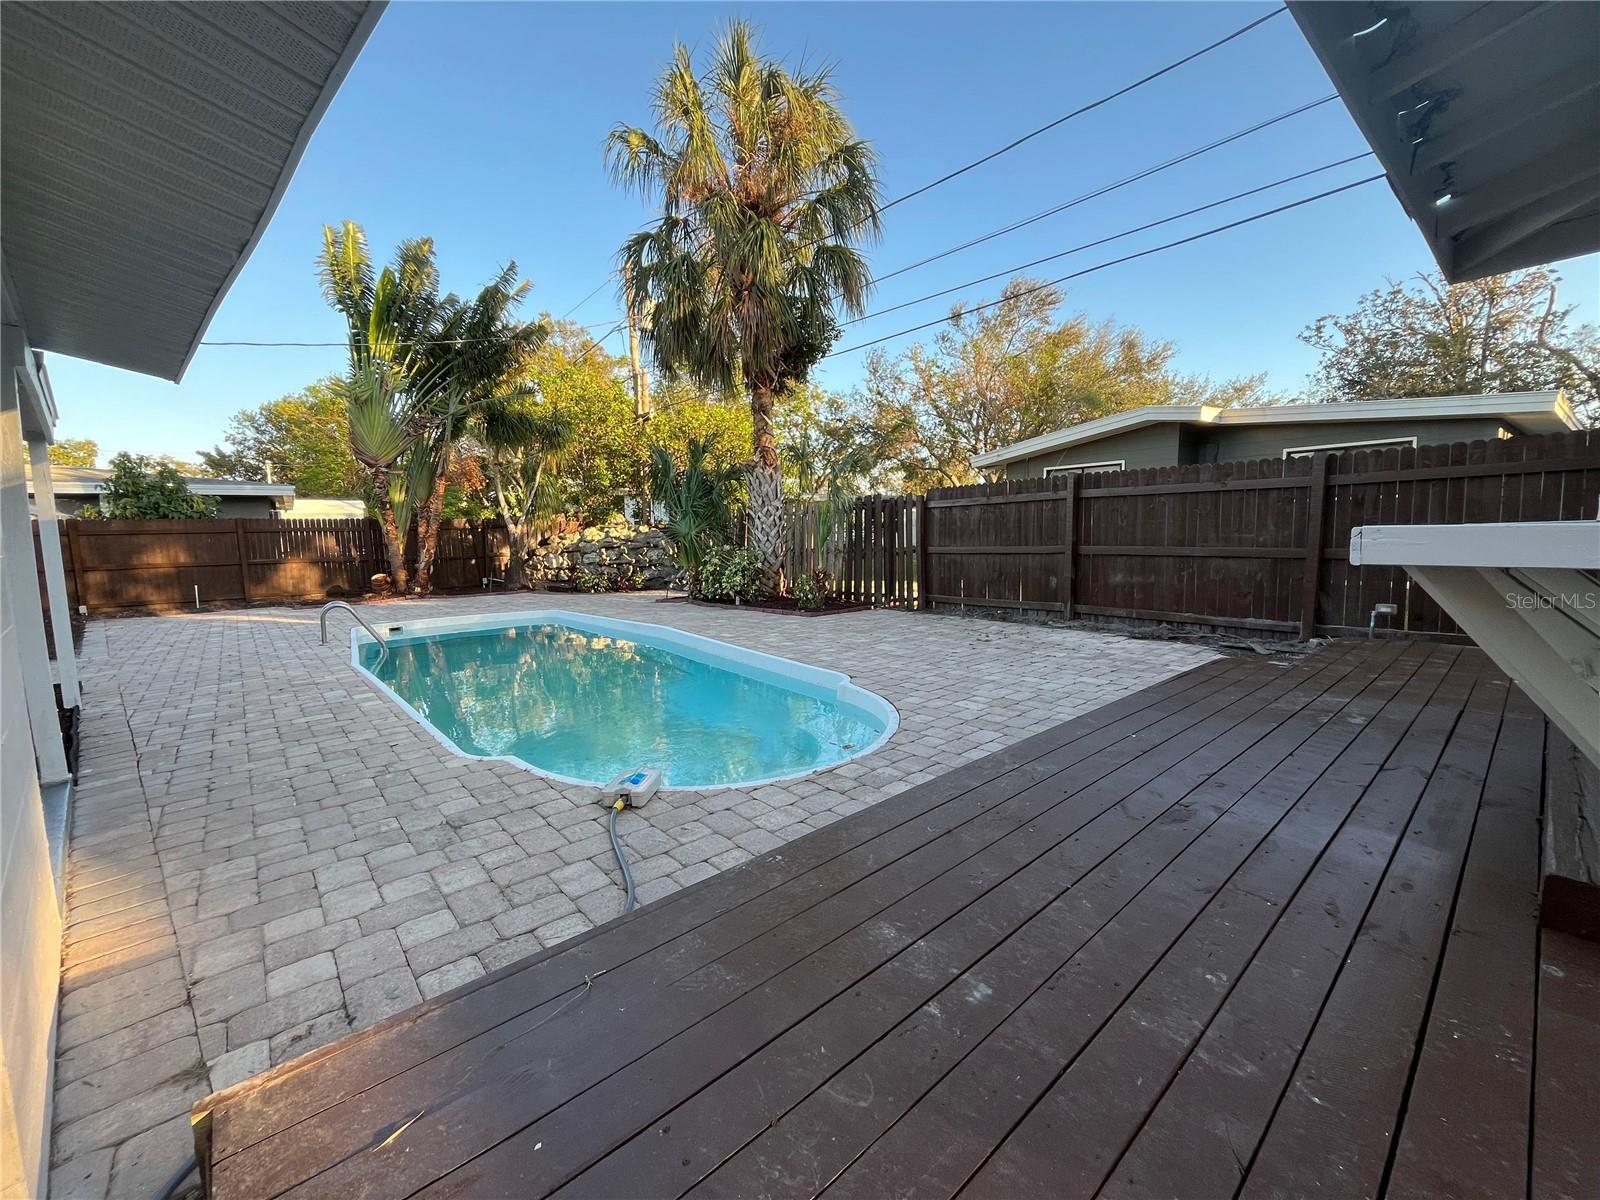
<box><xmin>1094</xmin><ymin>656</ymin><xmax>1499</xmax><ymax>1199</ymax></box>
<box><xmin>195</xmin><ymin>642</ymin><xmax>1589</xmax><ymax>1200</ymax></box>
<box><xmin>1530</xmin><ymin>931</ymin><xmax>1600</xmax><ymax>1200</ymax></box>
<box><xmin>907</xmin><ymin>643</ymin><xmax>1463</xmax><ymax>1200</ymax></box>
<box><xmin>1383</xmin><ymin>686</ymin><xmax>1544</xmax><ymax>1200</ymax></box>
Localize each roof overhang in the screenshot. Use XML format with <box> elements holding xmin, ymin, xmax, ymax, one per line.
<box><xmin>1</xmin><ymin>1</ymin><xmax>384</xmax><ymax>382</ymax></box>
<box><xmin>1288</xmin><ymin>1</ymin><xmax>1600</xmax><ymax>282</ymax></box>
<box><xmin>972</xmin><ymin>391</ymin><xmax>1575</xmax><ymax>470</ymax></box>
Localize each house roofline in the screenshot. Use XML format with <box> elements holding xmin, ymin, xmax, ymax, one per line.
<box><xmin>174</xmin><ymin>2</ymin><xmax>387</xmax><ymax>382</ymax></box>
<box><xmin>971</xmin><ymin>391</ymin><xmax>1575</xmax><ymax>469</ymax></box>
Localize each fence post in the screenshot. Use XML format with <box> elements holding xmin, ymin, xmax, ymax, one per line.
<box><xmin>916</xmin><ymin>494</ymin><xmax>930</xmax><ymax>611</ymax></box>
<box><xmin>234</xmin><ymin>519</ymin><xmax>254</xmax><ymax>603</ymax></box>
<box><xmin>63</xmin><ymin>519</ymin><xmax>84</xmax><ymax>615</ymax></box>
<box><xmin>1300</xmin><ymin>455</ymin><xmax>1328</xmax><ymax>640</ymax></box>
<box><xmin>1060</xmin><ymin>473</ymin><xmax>1080</xmax><ymax>618</ymax></box>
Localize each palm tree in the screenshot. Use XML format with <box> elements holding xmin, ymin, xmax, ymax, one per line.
<box><xmin>408</xmin><ymin>266</ymin><xmax>549</xmax><ymax>592</ymax></box>
<box><xmin>317</xmin><ymin>222</ymin><xmax>446</xmax><ymax>590</ymax></box>
<box><xmin>607</xmin><ymin>20</ymin><xmax>881</xmax><ymax>583</ymax></box>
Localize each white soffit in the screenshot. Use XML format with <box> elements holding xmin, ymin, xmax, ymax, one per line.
<box><xmin>1288</xmin><ymin>1</ymin><xmax>1600</xmax><ymax>282</ymax></box>
<box><xmin>1</xmin><ymin>1</ymin><xmax>383</xmax><ymax>381</ymax></box>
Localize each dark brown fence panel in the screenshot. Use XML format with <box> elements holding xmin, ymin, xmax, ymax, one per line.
<box><xmin>914</xmin><ymin>430</ymin><xmax>1600</xmax><ymax>639</ymax></box>
<box><xmin>49</xmin><ymin>517</ymin><xmax>517</xmax><ymax>613</ymax></box>
<box><xmin>241</xmin><ymin>518</ymin><xmax>383</xmax><ymax>601</ymax></box>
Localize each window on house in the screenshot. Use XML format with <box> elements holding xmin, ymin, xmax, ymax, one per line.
<box><xmin>1282</xmin><ymin>436</ymin><xmax>1418</xmax><ymax>460</ymax></box>
<box><xmin>1043</xmin><ymin>460</ymin><xmax>1125</xmax><ymax>477</ymax></box>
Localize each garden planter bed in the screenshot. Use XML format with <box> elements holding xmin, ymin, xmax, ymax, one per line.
<box><xmin>656</xmin><ymin>595</ymin><xmax>874</xmax><ymax>617</ymax></box>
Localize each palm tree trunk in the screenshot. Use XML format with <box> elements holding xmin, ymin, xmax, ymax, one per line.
<box><xmin>746</xmin><ymin>382</ymin><xmax>786</xmax><ymax>586</ymax></box>
<box><xmin>412</xmin><ymin>450</ymin><xmax>452</xmax><ymax>593</ymax></box>
<box><xmin>504</xmin><ymin>522</ymin><xmax>530</xmax><ymax>589</ymax></box>
<box><xmin>373</xmin><ymin>468</ymin><xmax>409</xmax><ymax>592</ymax></box>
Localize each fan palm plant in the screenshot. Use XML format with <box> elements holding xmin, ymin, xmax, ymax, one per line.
<box><xmin>648</xmin><ymin>436</ymin><xmax>743</xmax><ymax>591</ymax></box>
<box><xmin>607</xmin><ymin>20</ymin><xmax>882</xmax><ymax>584</ymax></box>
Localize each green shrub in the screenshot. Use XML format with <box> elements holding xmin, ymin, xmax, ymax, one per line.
<box><xmin>698</xmin><ymin>544</ymin><xmax>769</xmax><ymax>604</ymax></box>
<box><xmin>572</xmin><ymin>567</ymin><xmax>607</xmax><ymax>593</ymax></box>
<box><xmin>793</xmin><ymin>569</ymin><xmax>831</xmax><ymax>611</ymax></box>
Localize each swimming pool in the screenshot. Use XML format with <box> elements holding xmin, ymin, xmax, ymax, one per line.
<box><xmin>350</xmin><ymin>610</ymin><xmax>897</xmax><ymax>789</ymax></box>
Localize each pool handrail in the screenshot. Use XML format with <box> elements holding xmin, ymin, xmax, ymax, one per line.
<box><xmin>320</xmin><ymin>601</ymin><xmax>389</xmax><ymax>666</ymax></box>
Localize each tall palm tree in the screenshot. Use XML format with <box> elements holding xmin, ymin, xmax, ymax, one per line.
<box><xmin>318</xmin><ymin>222</ymin><xmax>446</xmax><ymax>590</ymax></box>
<box><xmin>607</xmin><ymin>20</ymin><xmax>881</xmax><ymax>582</ymax></box>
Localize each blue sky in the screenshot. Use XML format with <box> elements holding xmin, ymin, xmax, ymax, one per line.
<box><xmin>47</xmin><ymin>1</ymin><xmax>1599</xmax><ymax>462</ymax></box>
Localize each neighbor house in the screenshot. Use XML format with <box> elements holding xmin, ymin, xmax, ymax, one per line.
<box><xmin>971</xmin><ymin>390</ymin><xmax>1578</xmax><ymax>479</ymax></box>
<box><xmin>0</xmin><ymin>4</ymin><xmax>382</xmax><ymax>1194</ymax></box>
<box><xmin>26</xmin><ymin>465</ymin><xmax>295</xmax><ymax>518</ymax></box>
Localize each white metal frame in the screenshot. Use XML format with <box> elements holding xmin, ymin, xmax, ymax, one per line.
<box><xmin>1283</xmin><ymin>435</ymin><xmax>1418</xmax><ymax>459</ymax></box>
<box><xmin>1351</xmin><ymin>520</ymin><xmax>1600</xmax><ymax>765</ymax></box>
<box><xmin>1044</xmin><ymin>460</ymin><xmax>1126</xmax><ymax>476</ymax></box>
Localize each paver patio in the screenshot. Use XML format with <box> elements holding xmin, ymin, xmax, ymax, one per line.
<box><xmin>46</xmin><ymin>595</ymin><xmax>1214</xmax><ymax>1198</ymax></box>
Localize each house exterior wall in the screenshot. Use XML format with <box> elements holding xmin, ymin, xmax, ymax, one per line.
<box><xmin>1204</xmin><ymin>416</ymin><xmax>1514</xmax><ymax>461</ymax></box>
<box><xmin>0</xmin><ymin>354</ymin><xmax>60</xmax><ymax>1200</ymax></box>
<box><xmin>1004</xmin><ymin>416</ymin><xmax>1520</xmax><ymax>478</ymax></box>
<box><xmin>1002</xmin><ymin>424</ymin><xmax>1185</xmax><ymax>478</ymax></box>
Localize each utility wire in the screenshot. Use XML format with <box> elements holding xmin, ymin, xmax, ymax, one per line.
<box><xmin>557</xmin><ymin>276</ymin><xmax>615</xmax><ymax>322</ymax></box>
<box><xmin>571</xmin><ymin>319</ymin><xmax>628</xmax><ymax>365</ymax></box>
<box><xmin>849</xmin><ymin>151</ymin><xmax>1377</xmax><ymax>326</ymax></box>
<box><xmin>199</xmin><ymin>315</ymin><xmax>621</xmax><ymax>348</ymax></box>
<box><xmin>877</xmin><ymin>6</ymin><xmax>1288</xmax><ymax>217</ymax></box>
<box><xmin>871</xmin><ymin>95</ymin><xmax>1338</xmax><ymax>286</ymax></box>
<box><xmin>823</xmin><ymin>173</ymin><xmax>1386</xmax><ymax>359</ymax></box>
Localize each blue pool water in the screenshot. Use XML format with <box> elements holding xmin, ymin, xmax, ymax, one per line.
<box><xmin>356</xmin><ymin>612</ymin><xmax>894</xmax><ymax>789</ymax></box>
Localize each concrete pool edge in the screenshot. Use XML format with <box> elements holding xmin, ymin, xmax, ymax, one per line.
<box><xmin>347</xmin><ymin>607</ymin><xmax>902</xmax><ymax>792</ymax></box>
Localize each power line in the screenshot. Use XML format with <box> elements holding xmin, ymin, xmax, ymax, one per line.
<box><xmin>557</xmin><ymin>276</ymin><xmax>615</xmax><ymax>322</ymax></box>
<box><xmin>871</xmin><ymin>95</ymin><xmax>1338</xmax><ymax>286</ymax></box>
<box><xmin>571</xmin><ymin>319</ymin><xmax>628</xmax><ymax>365</ymax></box>
<box><xmin>822</xmin><ymin>173</ymin><xmax>1386</xmax><ymax>359</ymax></box>
<box><xmin>877</xmin><ymin>6</ymin><xmax>1289</xmax><ymax>217</ymax></box>
<box><xmin>848</xmin><ymin>152</ymin><xmax>1377</xmax><ymax>326</ymax></box>
<box><xmin>199</xmin><ymin>315</ymin><xmax>622</xmax><ymax>349</ymax></box>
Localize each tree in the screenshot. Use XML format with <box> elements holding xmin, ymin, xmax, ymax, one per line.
<box><xmin>608</xmin><ymin>20</ymin><xmax>882</xmax><ymax>581</ymax></box>
<box><xmin>515</xmin><ymin>320</ymin><xmax>751</xmax><ymax>522</ymax></box>
<box><xmin>858</xmin><ymin>277</ymin><xmax>1267</xmax><ymax>488</ymax></box>
<box><xmin>1300</xmin><ymin>268</ymin><xmax>1599</xmax><ymax>423</ymax></box>
<box><xmin>49</xmin><ymin>438</ymin><xmax>97</xmax><ymax>468</ymax></box>
<box><xmin>318</xmin><ymin>222</ymin><xmax>445</xmax><ymax>590</ymax></box>
<box><xmin>407</xmin><ymin>264</ymin><xmax>549</xmax><ymax>592</ymax></box>
<box><xmin>648</xmin><ymin>436</ymin><xmax>743</xmax><ymax>588</ymax></box>
<box><xmin>199</xmin><ymin>380</ymin><xmax>362</xmax><ymax>495</ymax></box>
<box><xmin>475</xmin><ymin>398</ymin><xmax>573</xmax><ymax>588</ymax></box>
<box><xmin>95</xmin><ymin>452</ymin><xmax>219</xmax><ymax>519</ymax></box>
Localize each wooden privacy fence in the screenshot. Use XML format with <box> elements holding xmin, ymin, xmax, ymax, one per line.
<box><xmin>784</xmin><ymin>496</ymin><xmax>921</xmax><ymax>609</ymax></box>
<box><xmin>917</xmin><ymin>430</ymin><xmax>1600</xmax><ymax>638</ymax></box>
<box><xmin>36</xmin><ymin>518</ymin><xmax>514</xmax><ymax>613</ymax></box>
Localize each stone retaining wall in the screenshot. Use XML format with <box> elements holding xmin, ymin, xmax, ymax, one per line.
<box><xmin>527</xmin><ymin>519</ymin><xmax>677</xmax><ymax>589</ymax></box>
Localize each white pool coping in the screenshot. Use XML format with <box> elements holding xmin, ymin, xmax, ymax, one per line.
<box><xmin>348</xmin><ymin>608</ymin><xmax>901</xmax><ymax>792</ymax></box>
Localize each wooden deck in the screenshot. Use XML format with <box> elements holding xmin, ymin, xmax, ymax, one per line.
<box><xmin>195</xmin><ymin>641</ymin><xmax>1599</xmax><ymax>1200</ymax></box>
